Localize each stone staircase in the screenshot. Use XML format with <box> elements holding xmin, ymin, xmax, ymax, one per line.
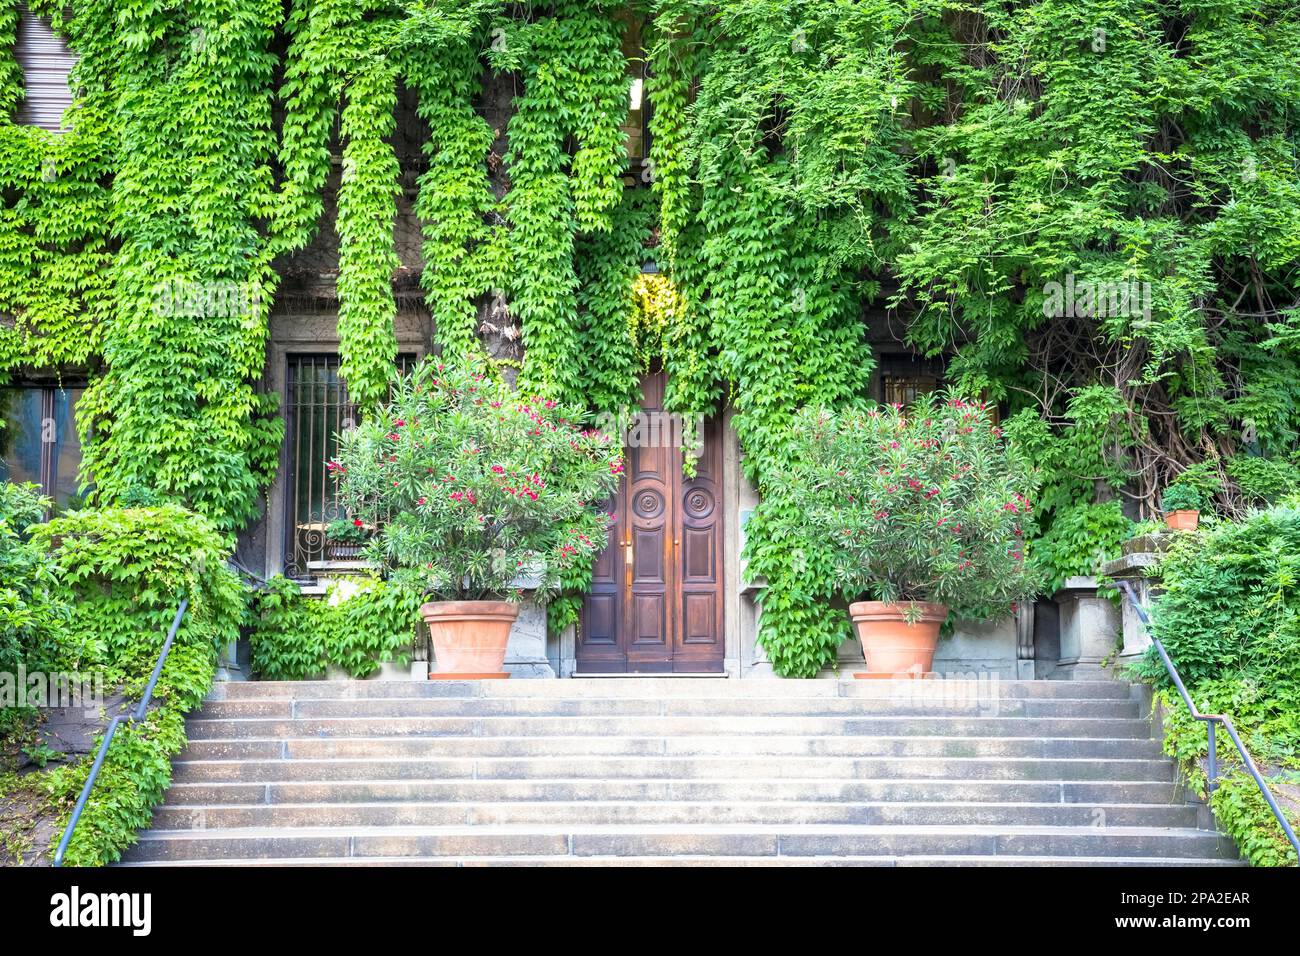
<box><xmin>119</xmin><ymin>678</ymin><xmax>1241</xmax><ymax>866</ymax></box>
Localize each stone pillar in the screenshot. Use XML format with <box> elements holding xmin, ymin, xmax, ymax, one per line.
<box><xmin>1052</xmin><ymin>576</ymin><xmax>1121</xmax><ymax>679</ymax></box>
<box><xmin>1015</xmin><ymin>601</ymin><xmax>1036</xmax><ymax>680</ymax></box>
<box><xmin>1101</xmin><ymin>534</ymin><xmax>1169</xmax><ymax>669</ymax></box>
<box><xmin>502</xmin><ymin>596</ymin><xmax>556</xmax><ymax>678</ymax></box>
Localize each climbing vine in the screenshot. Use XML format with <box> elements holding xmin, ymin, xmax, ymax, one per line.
<box><xmin>60</xmin><ymin>0</ymin><xmax>283</xmax><ymax>532</ymax></box>
<box><xmin>491</xmin><ymin>2</ymin><xmax>630</xmax><ymax>400</ymax></box>
<box><xmin>408</xmin><ymin>19</ymin><xmax>500</xmax><ymax>357</ymax></box>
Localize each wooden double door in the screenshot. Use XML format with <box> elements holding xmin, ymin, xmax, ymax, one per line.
<box><xmin>577</xmin><ymin>372</ymin><xmax>725</xmax><ymax>673</ymax></box>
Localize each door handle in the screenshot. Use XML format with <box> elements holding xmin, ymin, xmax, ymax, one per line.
<box><xmin>624</xmin><ymin>539</ymin><xmax>633</xmax><ymax>565</ymax></box>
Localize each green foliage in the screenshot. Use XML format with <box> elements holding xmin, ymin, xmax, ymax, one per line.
<box><xmin>4</xmin><ymin>0</ymin><xmax>1300</xmax><ymax>680</ymax></box>
<box><xmin>1210</xmin><ymin>771</ymin><xmax>1299</xmax><ymax>868</ymax></box>
<box><xmin>1032</xmin><ymin>500</ymin><xmax>1133</xmax><ymax>595</ymax></box>
<box><xmin>1139</xmin><ymin>506</ymin><xmax>1300</xmax><ymax>865</ymax></box>
<box><xmin>29</xmin><ymin>506</ymin><xmax>244</xmax><ymax>677</ymax></box>
<box><xmin>246</xmin><ymin>574</ymin><xmax>419</xmax><ymax>681</ymax></box>
<box><xmin>492</xmin><ymin>2</ymin><xmax>630</xmax><ymax>400</ymax></box>
<box><xmin>787</xmin><ymin>395</ymin><xmax>1041</xmax><ymax>615</ymax></box>
<box><xmin>333</xmin><ymin>354</ymin><xmax>622</xmax><ymax>601</ymax></box>
<box><xmin>13</xmin><ymin>504</ymin><xmax>241</xmax><ymax>866</ymax></box>
<box><xmin>409</xmin><ymin>16</ymin><xmax>500</xmax><ymax>357</ymax></box>
<box><xmin>0</xmin><ymin>483</ymin><xmax>70</xmax><ymax>675</ymax></box>
<box><xmin>1001</xmin><ymin>388</ymin><xmax>1135</xmax><ymax>591</ymax></box>
<box><xmin>67</xmin><ymin>0</ymin><xmax>285</xmax><ymax>533</ymax></box>
<box><xmin>44</xmin><ymin>640</ymin><xmax>214</xmax><ymax>866</ymax></box>
<box><xmin>1137</xmin><ymin>506</ymin><xmax>1300</xmax><ymax>692</ymax></box>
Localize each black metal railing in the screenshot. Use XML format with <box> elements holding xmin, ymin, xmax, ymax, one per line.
<box><xmin>52</xmin><ymin>598</ymin><xmax>189</xmax><ymax>867</ymax></box>
<box><xmin>1117</xmin><ymin>580</ymin><xmax>1300</xmax><ymax>863</ymax></box>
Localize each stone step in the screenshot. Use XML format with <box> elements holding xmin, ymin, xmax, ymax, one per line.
<box><xmin>209</xmin><ymin>678</ymin><xmax>1136</xmax><ymax>701</ymax></box>
<box><xmin>120</xmin><ymin>824</ymin><xmax>1238</xmax><ymax>863</ymax></box>
<box><xmin>196</xmin><ymin>696</ymin><xmax>1139</xmax><ymax>719</ymax></box>
<box><xmin>169</xmin><ymin>755</ymin><xmax>1176</xmax><ymax>784</ymax></box>
<box><xmin>133</xmin><ymin>677</ymin><xmax>1233</xmax><ymax>867</ymax></box>
<box><xmin>178</xmin><ymin>734</ymin><xmax>1165</xmax><ymax>761</ymax></box>
<box><xmin>161</xmin><ymin>778</ymin><xmax>1184</xmax><ymax>806</ymax></box>
<box><xmin>150</xmin><ymin>800</ymin><xmax>1199</xmax><ymax>830</ymax></box>
<box><xmin>184</xmin><ymin>715</ymin><xmax>1154</xmax><ymax>740</ymax></box>
<box><xmin>117</xmin><ymin>853</ymin><xmax>1244</xmax><ymax>867</ymax></box>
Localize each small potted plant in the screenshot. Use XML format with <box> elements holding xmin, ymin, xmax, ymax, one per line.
<box><xmin>332</xmin><ymin>353</ymin><xmax>622</xmax><ymax>678</ymax></box>
<box><xmin>1160</xmin><ymin>483</ymin><xmax>1205</xmax><ymax>531</ymax></box>
<box><xmin>788</xmin><ymin>394</ymin><xmax>1041</xmax><ymax>676</ymax></box>
<box><xmin>324</xmin><ymin>518</ymin><xmax>370</xmax><ymax>560</ymax></box>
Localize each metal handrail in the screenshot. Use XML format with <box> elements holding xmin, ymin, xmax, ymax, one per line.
<box><xmin>1117</xmin><ymin>580</ymin><xmax>1300</xmax><ymax>862</ymax></box>
<box><xmin>52</xmin><ymin>598</ymin><xmax>189</xmax><ymax>867</ymax></box>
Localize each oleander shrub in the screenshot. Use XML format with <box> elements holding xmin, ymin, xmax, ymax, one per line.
<box><xmin>332</xmin><ymin>354</ymin><xmax>623</xmax><ymax>602</ymax></box>
<box><xmin>785</xmin><ymin>394</ymin><xmax>1042</xmax><ymax>620</ymax></box>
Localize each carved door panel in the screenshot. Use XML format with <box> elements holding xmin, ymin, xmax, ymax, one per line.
<box><xmin>673</xmin><ymin>413</ymin><xmax>724</xmax><ymax>670</ymax></box>
<box><xmin>577</xmin><ymin>371</ymin><xmax>724</xmax><ymax>674</ymax></box>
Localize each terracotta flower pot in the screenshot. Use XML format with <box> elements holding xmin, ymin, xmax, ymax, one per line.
<box><xmin>1164</xmin><ymin>510</ymin><xmax>1199</xmax><ymax>531</ymax></box>
<box><xmin>849</xmin><ymin>601</ymin><xmax>949</xmax><ymax>677</ymax></box>
<box><xmin>421</xmin><ymin>600</ymin><xmax>519</xmax><ymax>679</ymax></box>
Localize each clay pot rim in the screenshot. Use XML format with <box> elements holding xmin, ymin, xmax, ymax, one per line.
<box><xmin>420</xmin><ymin>600</ymin><xmax>520</xmax><ymax>620</ymax></box>
<box><xmin>848</xmin><ymin>600</ymin><xmax>949</xmax><ymax>624</ymax></box>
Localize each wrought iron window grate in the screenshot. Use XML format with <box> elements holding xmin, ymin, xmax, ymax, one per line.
<box><xmin>283</xmin><ymin>353</ymin><xmax>413</xmax><ymax>580</ymax></box>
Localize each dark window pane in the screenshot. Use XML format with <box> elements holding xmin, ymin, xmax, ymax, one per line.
<box><xmin>51</xmin><ymin>387</ymin><xmax>87</xmax><ymax>509</ymax></box>
<box><xmin>0</xmin><ymin>387</ymin><xmax>45</xmax><ymax>489</ymax></box>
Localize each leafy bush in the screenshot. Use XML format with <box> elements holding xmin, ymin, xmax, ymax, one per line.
<box><xmin>0</xmin><ymin>482</ymin><xmax>70</xmax><ymax>675</ymax></box>
<box><xmin>786</xmin><ymin>394</ymin><xmax>1041</xmax><ymax>618</ymax></box>
<box><xmin>1136</xmin><ymin>504</ymin><xmax>1300</xmax><ymax>865</ymax></box>
<box><xmin>246</xmin><ymin>574</ymin><xmax>420</xmax><ymax>681</ymax></box>
<box><xmin>244</xmin><ymin>574</ymin><xmax>324</xmax><ymax>681</ymax></box>
<box><xmin>1137</xmin><ymin>506</ymin><xmax>1300</xmax><ymax>692</ymax></box>
<box><xmin>26</xmin><ymin>505</ymin><xmax>242</xmax><ymax>865</ymax></box>
<box><xmin>1160</xmin><ymin>483</ymin><xmax>1207</xmax><ymax>514</ymax></box>
<box><xmin>333</xmin><ymin>354</ymin><xmax>622</xmax><ymax>601</ymax></box>
<box><xmin>1030</xmin><ymin>499</ymin><xmax>1133</xmax><ymax>596</ymax></box>
<box><xmin>1000</xmin><ymin>392</ymin><xmax>1135</xmax><ymax>593</ymax></box>
<box><xmin>1173</xmin><ymin>457</ymin><xmax>1300</xmax><ymax>512</ymax></box>
<box><xmin>29</xmin><ymin>506</ymin><xmax>243</xmax><ymax>679</ymax></box>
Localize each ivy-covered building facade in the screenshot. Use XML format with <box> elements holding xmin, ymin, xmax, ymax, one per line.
<box><xmin>3</xmin><ymin>2</ymin><xmax>1299</xmax><ymax>681</ymax></box>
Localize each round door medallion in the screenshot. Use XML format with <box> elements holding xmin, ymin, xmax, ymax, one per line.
<box><xmin>684</xmin><ymin>488</ymin><xmax>714</xmax><ymax>518</ymax></box>
<box><xmin>633</xmin><ymin>489</ymin><xmax>665</xmax><ymax>518</ymax></box>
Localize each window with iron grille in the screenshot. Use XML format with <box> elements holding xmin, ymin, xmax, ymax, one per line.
<box><xmin>874</xmin><ymin>352</ymin><xmax>1000</xmax><ymax>423</ymax></box>
<box><xmin>876</xmin><ymin>353</ymin><xmax>943</xmax><ymax>408</ymax></box>
<box><xmin>283</xmin><ymin>353</ymin><xmax>414</xmax><ymax>580</ymax></box>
